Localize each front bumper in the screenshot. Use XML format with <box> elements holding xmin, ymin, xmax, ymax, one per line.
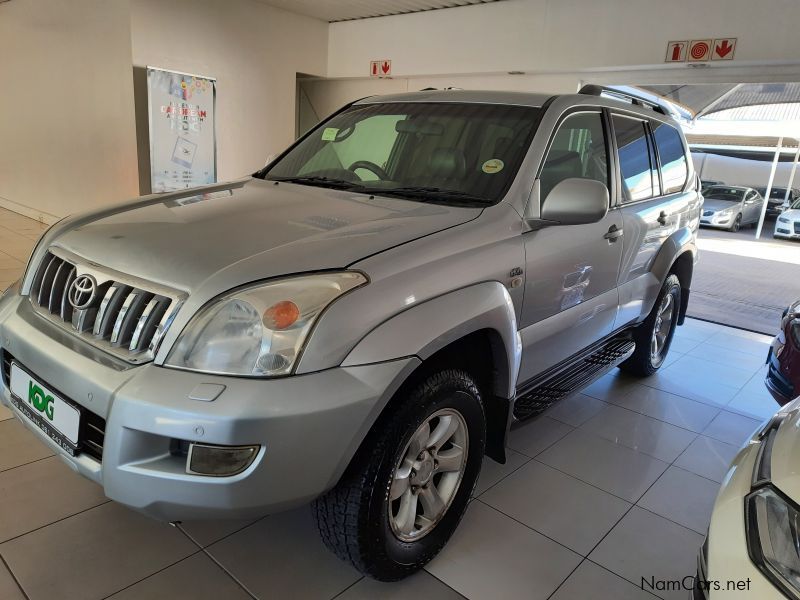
<box><xmin>0</xmin><ymin>293</ymin><xmax>418</xmax><ymax>521</ymax></box>
<box><xmin>701</xmin><ymin>436</ymin><xmax>785</xmax><ymax>599</ymax></box>
<box><xmin>700</xmin><ymin>213</ymin><xmax>735</xmax><ymax>229</ymax></box>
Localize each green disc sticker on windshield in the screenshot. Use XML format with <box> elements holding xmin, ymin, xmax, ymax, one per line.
<box><xmin>321</xmin><ymin>127</ymin><xmax>339</xmax><ymax>142</ymax></box>
<box><xmin>482</xmin><ymin>158</ymin><xmax>504</xmax><ymax>174</ymax></box>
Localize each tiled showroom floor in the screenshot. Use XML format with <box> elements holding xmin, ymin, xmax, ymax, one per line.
<box><xmin>0</xmin><ymin>207</ymin><xmax>780</xmax><ymax>600</ymax></box>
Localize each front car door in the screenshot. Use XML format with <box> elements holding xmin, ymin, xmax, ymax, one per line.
<box><xmin>744</xmin><ymin>190</ymin><xmax>762</xmax><ymax>224</ymax></box>
<box><xmin>518</xmin><ymin>109</ymin><xmax>623</xmax><ymax>383</ymax></box>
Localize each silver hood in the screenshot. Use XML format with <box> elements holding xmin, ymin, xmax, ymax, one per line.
<box><xmin>703</xmin><ymin>198</ymin><xmax>741</xmax><ymax>213</ymax></box>
<box><xmin>51</xmin><ymin>178</ymin><xmax>481</xmax><ymax>293</ymax></box>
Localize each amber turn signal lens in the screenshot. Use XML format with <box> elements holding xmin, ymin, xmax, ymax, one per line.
<box><xmin>263</xmin><ymin>300</ymin><xmax>300</xmax><ymax>330</ymax></box>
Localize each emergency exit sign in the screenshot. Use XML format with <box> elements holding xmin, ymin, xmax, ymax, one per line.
<box><xmin>665</xmin><ymin>38</ymin><xmax>737</xmax><ymax>62</ymax></box>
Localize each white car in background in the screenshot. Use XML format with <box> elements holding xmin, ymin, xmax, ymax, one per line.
<box><xmin>698</xmin><ymin>399</ymin><xmax>800</xmax><ymax>599</ymax></box>
<box><xmin>774</xmin><ymin>198</ymin><xmax>800</xmax><ymax>240</ymax></box>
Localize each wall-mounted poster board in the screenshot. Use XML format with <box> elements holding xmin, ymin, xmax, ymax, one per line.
<box><xmin>146</xmin><ymin>67</ymin><xmax>216</xmax><ymax>192</ymax></box>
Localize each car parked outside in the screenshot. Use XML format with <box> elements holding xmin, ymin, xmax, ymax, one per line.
<box><xmin>758</xmin><ymin>186</ymin><xmax>800</xmax><ymax>219</ymax></box>
<box><xmin>701</xmin><ymin>179</ymin><xmax>724</xmax><ymax>194</ymax></box>
<box><xmin>700</xmin><ymin>185</ymin><xmax>764</xmax><ymax>232</ymax></box>
<box><xmin>0</xmin><ymin>88</ymin><xmax>700</xmax><ymax>580</ymax></box>
<box><xmin>766</xmin><ymin>300</ymin><xmax>800</xmax><ymax>405</ymax></box>
<box><xmin>774</xmin><ymin>197</ymin><xmax>800</xmax><ymax>240</ymax></box>
<box><xmin>697</xmin><ymin>397</ymin><xmax>800</xmax><ymax>600</ymax></box>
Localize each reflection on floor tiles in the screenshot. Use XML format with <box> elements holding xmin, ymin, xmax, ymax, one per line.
<box><xmin>0</xmin><ymin>208</ymin><xmax>784</xmax><ymax>600</ymax></box>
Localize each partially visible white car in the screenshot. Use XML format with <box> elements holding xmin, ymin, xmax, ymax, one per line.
<box><xmin>775</xmin><ymin>198</ymin><xmax>800</xmax><ymax>240</ymax></box>
<box><xmin>698</xmin><ymin>399</ymin><xmax>800</xmax><ymax>599</ymax></box>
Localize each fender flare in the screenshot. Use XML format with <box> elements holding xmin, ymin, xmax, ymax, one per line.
<box><xmin>342</xmin><ymin>281</ymin><xmax>520</xmax><ymax>400</ymax></box>
<box><xmin>647</xmin><ymin>227</ymin><xmax>697</xmax><ymax>322</ymax></box>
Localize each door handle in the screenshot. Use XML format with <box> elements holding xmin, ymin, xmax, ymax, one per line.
<box><xmin>657</xmin><ymin>211</ymin><xmax>668</xmax><ymax>225</ymax></box>
<box><xmin>603</xmin><ymin>225</ymin><xmax>623</xmax><ymax>241</ymax></box>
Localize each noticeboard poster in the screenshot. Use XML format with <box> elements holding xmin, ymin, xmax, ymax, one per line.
<box><xmin>147</xmin><ymin>67</ymin><xmax>216</xmax><ymax>192</ymax></box>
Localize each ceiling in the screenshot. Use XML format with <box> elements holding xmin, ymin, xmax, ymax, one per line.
<box><xmin>259</xmin><ymin>0</ymin><xmax>498</xmax><ymax>22</ymax></box>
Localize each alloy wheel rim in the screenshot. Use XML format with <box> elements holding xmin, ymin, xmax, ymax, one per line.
<box><xmin>388</xmin><ymin>408</ymin><xmax>469</xmax><ymax>542</ymax></box>
<box><xmin>650</xmin><ymin>292</ymin><xmax>675</xmax><ymax>364</ymax></box>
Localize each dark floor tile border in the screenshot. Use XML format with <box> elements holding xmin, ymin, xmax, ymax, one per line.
<box><xmin>0</xmin><ymin>500</ymin><xmax>112</xmax><ymax>546</ymax></box>
<box><xmin>175</xmin><ymin>523</ymin><xmax>259</xmax><ymax>599</ymax></box>
<box><xmin>0</xmin><ymin>552</ymin><xmax>29</xmax><ymax>600</ymax></box>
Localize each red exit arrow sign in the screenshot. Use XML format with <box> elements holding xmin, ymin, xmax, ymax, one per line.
<box><xmin>370</xmin><ymin>60</ymin><xmax>392</xmax><ymax>77</ymax></box>
<box><xmin>712</xmin><ymin>38</ymin><xmax>736</xmax><ymax>60</ymax></box>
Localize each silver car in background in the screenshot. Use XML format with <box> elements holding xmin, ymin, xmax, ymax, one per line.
<box><xmin>700</xmin><ymin>185</ymin><xmax>764</xmax><ymax>231</ymax></box>
<box><xmin>0</xmin><ymin>88</ymin><xmax>700</xmax><ymax>580</ymax></box>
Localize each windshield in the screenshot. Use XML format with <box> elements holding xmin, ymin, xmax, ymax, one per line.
<box><xmin>758</xmin><ymin>187</ymin><xmax>794</xmax><ymax>200</ymax></box>
<box><xmin>704</xmin><ymin>187</ymin><xmax>745</xmax><ymax>202</ymax></box>
<box><xmin>260</xmin><ymin>102</ymin><xmax>541</xmax><ymax>205</ymax></box>
<box><xmin>792</xmin><ymin>198</ymin><xmax>800</xmax><ymax>210</ymax></box>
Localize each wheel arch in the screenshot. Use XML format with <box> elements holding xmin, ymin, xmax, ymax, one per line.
<box><xmin>649</xmin><ymin>228</ymin><xmax>697</xmax><ymax>325</ymax></box>
<box><xmin>341</xmin><ymin>281</ymin><xmax>521</xmax><ymax>463</ymax></box>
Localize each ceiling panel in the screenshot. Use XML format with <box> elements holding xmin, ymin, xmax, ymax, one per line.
<box><xmin>258</xmin><ymin>0</ymin><xmax>499</xmax><ymax>22</ymax></box>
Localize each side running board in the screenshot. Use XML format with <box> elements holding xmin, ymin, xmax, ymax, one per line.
<box><xmin>513</xmin><ymin>337</ymin><xmax>636</xmax><ymax>421</ymax></box>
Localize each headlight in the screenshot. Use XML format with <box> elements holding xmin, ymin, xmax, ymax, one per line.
<box><xmin>780</xmin><ymin>217</ymin><xmax>791</xmax><ymax>224</ymax></box>
<box><xmin>165</xmin><ymin>272</ymin><xmax>367</xmax><ymax>376</ymax></box>
<box><xmin>746</xmin><ymin>487</ymin><xmax>800</xmax><ymax>599</ymax></box>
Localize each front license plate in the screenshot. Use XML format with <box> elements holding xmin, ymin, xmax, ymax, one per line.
<box><xmin>9</xmin><ymin>363</ymin><xmax>81</xmax><ymax>455</ymax></box>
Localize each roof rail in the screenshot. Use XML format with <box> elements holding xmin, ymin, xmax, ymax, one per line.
<box><xmin>579</xmin><ymin>84</ymin><xmax>670</xmax><ymax>116</ymax></box>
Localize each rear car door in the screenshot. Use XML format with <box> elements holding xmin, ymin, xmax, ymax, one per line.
<box><xmin>518</xmin><ymin>109</ymin><xmax>622</xmax><ymax>383</ymax></box>
<box><xmin>614</xmin><ymin>113</ymin><xmax>696</xmax><ymax>327</ymax></box>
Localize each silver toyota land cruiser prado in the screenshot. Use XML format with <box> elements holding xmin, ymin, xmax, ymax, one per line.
<box><xmin>0</xmin><ymin>87</ymin><xmax>700</xmax><ymax>580</ymax></box>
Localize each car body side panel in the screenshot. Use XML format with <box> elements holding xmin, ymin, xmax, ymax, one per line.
<box><xmin>297</xmin><ymin>203</ymin><xmax>526</xmax><ymax>376</ymax></box>
<box><xmin>342</xmin><ymin>281</ymin><xmax>520</xmax><ymax>399</ymax></box>
<box><xmin>616</xmin><ymin>191</ymin><xmax>700</xmax><ymax>327</ymax></box>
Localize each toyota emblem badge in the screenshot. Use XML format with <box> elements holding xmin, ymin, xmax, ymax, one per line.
<box><xmin>68</xmin><ymin>274</ymin><xmax>98</xmax><ymax>310</ymax></box>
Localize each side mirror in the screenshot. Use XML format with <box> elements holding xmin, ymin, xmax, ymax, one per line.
<box><xmin>534</xmin><ymin>178</ymin><xmax>609</xmax><ymax>226</ymax></box>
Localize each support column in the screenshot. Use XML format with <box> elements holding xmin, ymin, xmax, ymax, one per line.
<box><xmin>756</xmin><ymin>137</ymin><xmax>784</xmax><ymax>240</ymax></box>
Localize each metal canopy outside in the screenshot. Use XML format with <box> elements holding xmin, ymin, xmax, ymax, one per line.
<box><xmin>634</xmin><ymin>82</ymin><xmax>800</xmax><ymax>119</ymax></box>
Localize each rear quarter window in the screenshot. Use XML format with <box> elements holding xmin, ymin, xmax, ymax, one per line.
<box><xmin>652</xmin><ymin>122</ymin><xmax>688</xmax><ymax>194</ymax></box>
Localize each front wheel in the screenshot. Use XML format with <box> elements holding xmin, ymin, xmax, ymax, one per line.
<box><xmin>313</xmin><ymin>369</ymin><xmax>486</xmax><ymax>581</ymax></box>
<box><xmin>729</xmin><ymin>214</ymin><xmax>742</xmax><ymax>232</ymax></box>
<box><xmin>619</xmin><ymin>274</ymin><xmax>681</xmax><ymax>377</ymax></box>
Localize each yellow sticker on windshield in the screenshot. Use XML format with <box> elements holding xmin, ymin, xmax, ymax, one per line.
<box><xmin>321</xmin><ymin>127</ymin><xmax>339</xmax><ymax>142</ymax></box>
<box><xmin>482</xmin><ymin>158</ymin><xmax>504</xmax><ymax>174</ymax></box>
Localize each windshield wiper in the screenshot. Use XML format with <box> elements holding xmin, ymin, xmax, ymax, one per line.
<box><xmin>363</xmin><ymin>186</ymin><xmax>488</xmax><ymax>206</ymax></box>
<box><xmin>269</xmin><ymin>176</ymin><xmax>365</xmax><ymax>191</ymax></box>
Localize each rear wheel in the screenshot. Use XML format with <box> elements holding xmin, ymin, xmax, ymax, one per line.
<box><xmin>313</xmin><ymin>368</ymin><xmax>485</xmax><ymax>581</ymax></box>
<box><xmin>729</xmin><ymin>213</ymin><xmax>742</xmax><ymax>232</ymax></box>
<box><xmin>619</xmin><ymin>274</ymin><xmax>681</xmax><ymax>377</ymax></box>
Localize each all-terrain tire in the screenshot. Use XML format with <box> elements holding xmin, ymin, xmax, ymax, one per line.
<box><xmin>619</xmin><ymin>274</ymin><xmax>682</xmax><ymax>377</ymax></box>
<box><xmin>313</xmin><ymin>369</ymin><xmax>486</xmax><ymax>581</ymax></box>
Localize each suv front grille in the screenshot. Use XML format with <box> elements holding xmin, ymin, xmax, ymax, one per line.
<box><xmin>29</xmin><ymin>250</ymin><xmax>182</xmax><ymax>363</ymax></box>
<box><xmin>795</xmin><ymin>222</ymin><xmax>800</xmax><ymax>234</ymax></box>
<box><xmin>1</xmin><ymin>350</ymin><xmax>106</xmax><ymax>462</ymax></box>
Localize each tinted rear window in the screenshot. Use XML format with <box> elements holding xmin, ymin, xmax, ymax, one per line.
<box><xmin>652</xmin><ymin>122</ymin><xmax>688</xmax><ymax>194</ymax></box>
<box><xmin>612</xmin><ymin>115</ymin><xmax>654</xmax><ymax>202</ymax></box>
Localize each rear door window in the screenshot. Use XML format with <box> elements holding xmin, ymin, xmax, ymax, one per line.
<box><xmin>612</xmin><ymin>114</ymin><xmax>655</xmax><ymax>202</ymax></box>
<box><xmin>652</xmin><ymin>122</ymin><xmax>688</xmax><ymax>194</ymax></box>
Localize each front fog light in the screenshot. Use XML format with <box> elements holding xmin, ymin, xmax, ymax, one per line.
<box><xmin>187</xmin><ymin>443</ymin><xmax>260</xmax><ymax>476</ymax></box>
<box><xmin>746</xmin><ymin>486</ymin><xmax>800</xmax><ymax>599</ymax></box>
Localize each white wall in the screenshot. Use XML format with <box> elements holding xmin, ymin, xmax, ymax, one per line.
<box><xmin>692</xmin><ymin>151</ymin><xmax>800</xmax><ymax>189</ymax></box>
<box><xmin>308</xmin><ymin>0</ymin><xmax>800</xmax><ymax>119</ymax></box>
<box><xmin>0</xmin><ymin>0</ymin><xmax>139</xmax><ymax>222</ymax></box>
<box><xmin>328</xmin><ymin>0</ymin><xmax>800</xmax><ymax>79</ymax></box>
<box><xmin>131</xmin><ymin>0</ymin><xmax>328</xmax><ymax>182</ymax></box>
